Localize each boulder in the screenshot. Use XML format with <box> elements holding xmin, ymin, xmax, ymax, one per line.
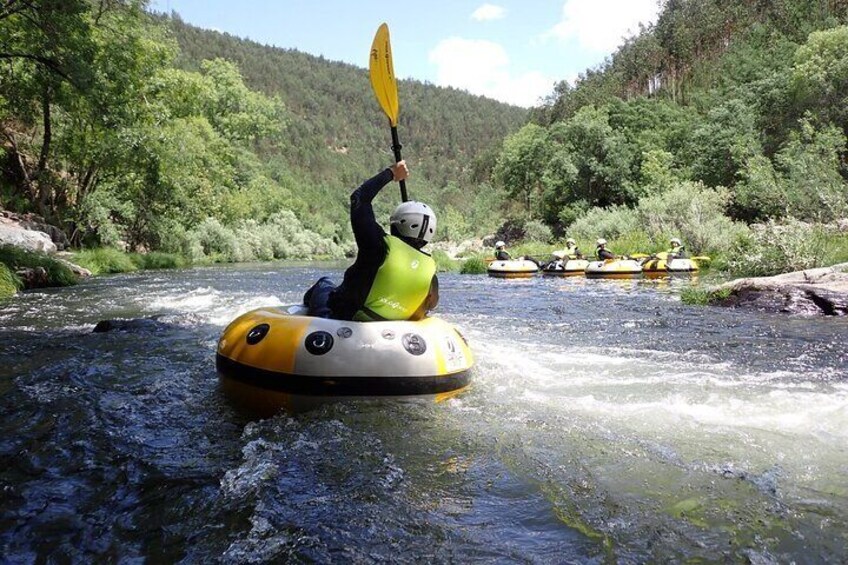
<box><xmin>431</xmin><ymin>238</ymin><xmax>486</xmax><ymax>259</ymax></box>
<box><xmin>0</xmin><ymin>210</ymin><xmax>69</xmax><ymax>249</ymax></box>
<box><xmin>712</xmin><ymin>263</ymin><xmax>848</xmax><ymax>316</ymax></box>
<box><xmin>55</xmin><ymin>253</ymin><xmax>92</xmax><ymax>278</ymax></box>
<box><xmin>0</xmin><ymin>223</ymin><xmax>57</xmax><ymax>253</ymax></box>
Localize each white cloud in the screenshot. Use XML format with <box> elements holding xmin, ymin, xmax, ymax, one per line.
<box><xmin>471</xmin><ymin>3</ymin><xmax>506</xmax><ymax>21</ymax></box>
<box><xmin>428</xmin><ymin>37</ymin><xmax>553</xmax><ymax>108</ymax></box>
<box><xmin>547</xmin><ymin>0</ymin><xmax>660</xmax><ymax>53</ymax></box>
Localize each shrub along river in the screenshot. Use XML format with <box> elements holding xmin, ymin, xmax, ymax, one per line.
<box><xmin>1</xmin><ymin>262</ymin><xmax>846</xmax><ymax>562</ymax></box>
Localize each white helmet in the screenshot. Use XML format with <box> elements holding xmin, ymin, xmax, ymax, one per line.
<box><xmin>670</xmin><ymin>237</ymin><xmax>681</xmax><ymax>245</ymax></box>
<box><xmin>390</xmin><ymin>201</ymin><xmax>436</xmax><ymax>244</ymax></box>
<box><xmin>596</xmin><ymin>238</ymin><xmax>607</xmax><ymax>246</ymax></box>
<box><xmin>566</xmin><ymin>238</ymin><xmax>576</xmax><ymax>245</ymax></box>
<box><xmin>495</xmin><ymin>241</ymin><xmax>506</xmax><ymax>249</ymax></box>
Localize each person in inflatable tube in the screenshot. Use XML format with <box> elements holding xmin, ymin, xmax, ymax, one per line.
<box><xmin>303</xmin><ymin>160</ymin><xmax>439</xmax><ymax>322</ymax></box>
<box><xmin>667</xmin><ymin>237</ymin><xmax>687</xmax><ymax>259</ymax></box>
<box><xmin>546</xmin><ymin>238</ymin><xmax>583</xmax><ymax>269</ymax></box>
<box><xmin>493</xmin><ymin>240</ymin><xmax>543</xmax><ymax>267</ymax></box>
<box><xmin>494</xmin><ymin>241</ymin><xmax>511</xmax><ymax>260</ymax></box>
<box><xmin>596</xmin><ymin>238</ymin><xmax>616</xmax><ymax>260</ymax></box>
<box><xmin>562</xmin><ymin>238</ymin><xmax>583</xmax><ymax>259</ymax></box>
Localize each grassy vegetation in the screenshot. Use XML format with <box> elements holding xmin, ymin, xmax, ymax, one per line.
<box><xmin>74</xmin><ymin>248</ymin><xmax>190</xmax><ymax>275</ymax></box>
<box><xmin>73</xmin><ymin>247</ymin><xmax>138</xmax><ymax>275</ymax></box>
<box><xmin>460</xmin><ymin>255</ymin><xmax>489</xmax><ymax>274</ymax></box>
<box><xmin>129</xmin><ymin>251</ymin><xmax>189</xmax><ymax>270</ymax></box>
<box><xmin>432</xmin><ymin>249</ymin><xmax>460</xmax><ymax>273</ymax></box>
<box><xmin>680</xmin><ymin>286</ymin><xmax>733</xmax><ymax>306</ymax></box>
<box><xmin>0</xmin><ymin>262</ymin><xmax>19</xmax><ymax>299</ymax></box>
<box><xmin>824</xmin><ymin>232</ymin><xmax>848</xmax><ymax>267</ymax></box>
<box><xmin>0</xmin><ymin>245</ymin><xmax>78</xmax><ymax>289</ymax></box>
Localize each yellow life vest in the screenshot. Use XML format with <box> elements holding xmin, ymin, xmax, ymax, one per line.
<box><xmin>354</xmin><ymin>236</ymin><xmax>436</xmax><ymax>321</ymax></box>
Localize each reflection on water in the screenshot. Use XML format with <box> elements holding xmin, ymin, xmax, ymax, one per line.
<box><xmin>1</xmin><ymin>263</ymin><xmax>847</xmax><ymax>562</ymax></box>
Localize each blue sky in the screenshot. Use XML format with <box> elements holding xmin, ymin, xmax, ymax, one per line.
<box><xmin>148</xmin><ymin>1</ymin><xmax>661</xmax><ymax>107</ymax></box>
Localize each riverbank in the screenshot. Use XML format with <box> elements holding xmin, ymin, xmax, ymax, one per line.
<box><xmin>683</xmin><ymin>263</ymin><xmax>848</xmax><ymax>316</ymax></box>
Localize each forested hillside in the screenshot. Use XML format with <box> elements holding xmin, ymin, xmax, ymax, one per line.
<box><xmin>163</xmin><ymin>16</ymin><xmax>527</xmax><ymax>241</ymax></box>
<box><xmin>0</xmin><ymin>1</ymin><xmax>525</xmax><ymax>264</ymax></box>
<box><xmin>488</xmin><ymin>0</ymin><xmax>848</xmax><ymax>275</ymax></box>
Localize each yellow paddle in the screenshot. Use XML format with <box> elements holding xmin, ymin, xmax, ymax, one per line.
<box><xmin>369</xmin><ymin>23</ymin><xmax>408</xmax><ymax>202</ymax></box>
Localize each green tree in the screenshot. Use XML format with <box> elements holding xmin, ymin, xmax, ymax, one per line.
<box><xmin>793</xmin><ymin>25</ymin><xmax>848</xmax><ymax>138</ymax></box>
<box><xmin>492</xmin><ymin>123</ymin><xmax>550</xmax><ymax>212</ymax></box>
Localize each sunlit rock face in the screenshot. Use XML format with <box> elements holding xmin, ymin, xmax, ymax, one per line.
<box><xmin>715</xmin><ymin>263</ymin><xmax>848</xmax><ymax>315</ymax></box>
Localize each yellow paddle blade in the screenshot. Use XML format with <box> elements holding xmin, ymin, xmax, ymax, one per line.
<box><xmin>630</xmin><ymin>253</ymin><xmax>650</xmax><ymax>259</ymax></box>
<box><xmin>691</xmin><ymin>255</ymin><xmax>712</xmax><ymax>262</ymax></box>
<box><xmin>369</xmin><ymin>23</ymin><xmax>399</xmax><ymax>126</ymax></box>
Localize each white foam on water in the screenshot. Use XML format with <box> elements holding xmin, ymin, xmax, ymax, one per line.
<box><xmin>472</xmin><ymin>334</ymin><xmax>848</xmax><ymax>442</ymax></box>
<box><xmin>145</xmin><ymin>286</ymin><xmax>222</xmax><ymax>312</ymax></box>
<box><xmin>207</xmin><ymin>294</ymin><xmax>284</xmax><ymax>327</ymax></box>
<box><xmin>139</xmin><ymin>285</ymin><xmax>284</xmax><ymax>326</ymax></box>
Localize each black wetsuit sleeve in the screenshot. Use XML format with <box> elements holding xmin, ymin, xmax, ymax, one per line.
<box><xmin>350</xmin><ymin>168</ymin><xmax>394</xmax><ymax>257</ymax></box>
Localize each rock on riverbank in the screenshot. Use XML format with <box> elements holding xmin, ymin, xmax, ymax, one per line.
<box><xmin>0</xmin><ymin>210</ymin><xmax>90</xmax><ymax>297</ymax></box>
<box><xmin>712</xmin><ymin>263</ymin><xmax>848</xmax><ymax>316</ymax></box>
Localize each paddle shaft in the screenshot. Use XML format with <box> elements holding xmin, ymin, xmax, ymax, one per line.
<box><xmin>390</xmin><ymin>125</ymin><xmax>408</xmax><ymax>202</ymax></box>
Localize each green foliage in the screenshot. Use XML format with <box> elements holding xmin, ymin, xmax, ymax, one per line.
<box><xmin>636</xmin><ymin>182</ymin><xmax>748</xmax><ymax>254</ymax></box>
<box><xmin>431</xmin><ymin>250</ymin><xmax>459</xmax><ymax>273</ymax></box>
<box><xmin>73</xmin><ymin>248</ymin><xmax>187</xmax><ymax>274</ymax></box>
<box><xmin>522</xmin><ymin>2</ymin><xmax>848</xmax><ymax>239</ymax></box>
<box><xmin>460</xmin><ymin>255</ymin><xmax>488</xmax><ymax>275</ymax></box>
<box><xmin>170</xmin><ymin>211</ymin><xmax>346</xmax><ymax>264</ymax></box>
<box><xmin>129</xmin><ymin>252</ymin><xmax>187</xmax><ymax>270</ymax></box>
<box><xmin>823</xmin><ymin>232</ymin><xmax>848</xmax><ymax>266</ymax></box>
<box><xmin>0</xmin><ymin>246</ymin><xmax>77</xmax><ymax>287</ymax></box>
<box><xmin>73</xmin><ymin>248</ymin><xmax>139</xmax><ymax>275</ymax></box>
<box><xmin>2</xmin><ymin>6</ymin><xmax>525</xmax><ymax>258</ymax></box>
<box><xmin>523</xmin><ymin>219</ymin><xmax>553</xmax><ymax>243</ymax></box>
<box><xmin>566</xmin><ymin>181</ymin><xmax>747</xmax><ymax>259</ymax></box>
<box><xmin>569</xmin><ymin>206</ymin><xmax>641</xmax><ymax>242</ymax></box>
<box><xmin>492</xmin><ymin>124</ymin><xmax>550</xmax><ymax>211</ymax></box>
<box><xmin>726</xmin><ymin>218</ymin><xmax>835</xmax><ymax>277</ymax></box>
<box><xmin>162</xmin><ymin>15</ymin><xmax>526</xmax><ymax>243</ymax></box>
<box><xmin>604</xmin><ymin>231</ymin><xmax>655</xmax><ymax>258</ymax></box>
<box><xmin>792</xmin><ymin>25</ymin><xmax>848</xmax><ymax>134</ymax></box>
<box><xmin>0</xmin><ymin>263</ymin><xmax>20</xmax><ymax>299</ymax></box>
<box><xmin>680</xmin><ymin>286</ymin><xmax>732</xmax><ymax>306</ymax></box>
<box><xmin>688</xmin><ymin>98</ymin><xmax>762</xmax><ymax>189</ymax></box>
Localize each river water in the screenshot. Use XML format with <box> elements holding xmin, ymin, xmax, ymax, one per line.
<box><xmin>1</xmin><ymin>263</ymin><xmax>846</xmax><ymax>563</ymax></box>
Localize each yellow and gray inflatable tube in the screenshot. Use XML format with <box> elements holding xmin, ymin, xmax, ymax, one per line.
<box><xmin>585</xmin><ymin>259</ymin><xmax>643</xmax><ymax>279</ymax></box>
<box><xmin>641</xmin><ymin>252</ymin><xmax>699</xmax><ymax>275</ymax></box>
<box><xmin>217</xmin><ymin>305</ymin><xmax>474</xmax><ymax>412</ymax></box>
<box><xmin>542</xmin><ymin>259</ymin><xmax>589</xmax><ymax>276</ymax></box>
<box><xmin>487</xmin><ymin>259</ymin><xmax>539</xmax><ymax>278</ymax></box>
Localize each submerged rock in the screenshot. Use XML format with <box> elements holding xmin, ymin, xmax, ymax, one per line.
<box><xmin>712</xmin><ymin>263</ymin><xmax>848</xmax><ymax>316</ymax></box>
<box><xmin>92</xmin><ymin>317</ymin><xmax>170</xmax><ymax>333</ymax></box>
